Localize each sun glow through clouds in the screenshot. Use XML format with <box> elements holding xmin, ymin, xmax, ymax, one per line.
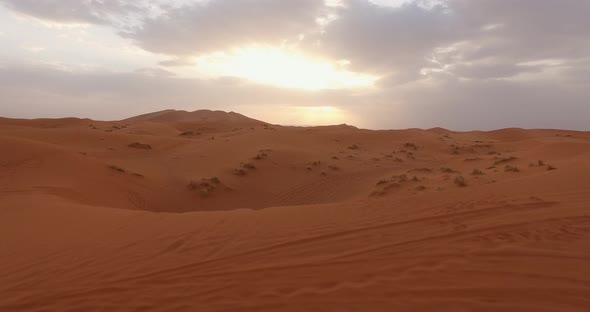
<box><xmin>193</xmin><ymin>46</ymin><xmax>377</xmax><ymax>90</ymax></box>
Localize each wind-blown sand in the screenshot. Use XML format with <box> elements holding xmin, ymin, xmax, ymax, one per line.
<box><xmin>1</xmin><ymin>110</ymin><xmax>589</xmax><ymax>311</ymax></box>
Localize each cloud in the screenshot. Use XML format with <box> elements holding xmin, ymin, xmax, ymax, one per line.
<box><xmin>310</xmin><ymin>0</ymin><xmax>459</xmax><ymax>74</ymax></box>
<box><xmin>307</xmin><ymin>0</ymin><xmax>590</xmax><ymax>84</ymax></box>
<box><xmin>124</xmin><ymin>0</ymin><xmax>327</xmax><ymax>56</ymax></box>
<box><xmin>0</xmin><ymin>0</ymin><xmax>144</xmax><ymax>25</ymax></box>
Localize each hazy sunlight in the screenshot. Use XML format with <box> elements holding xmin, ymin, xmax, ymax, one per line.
<box><xmin>194</xmin><ymin>46</ymin><xmax>377</xmax><ymax>90</ymax></box>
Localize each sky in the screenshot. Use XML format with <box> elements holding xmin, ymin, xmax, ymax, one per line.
<box><xmin>0</xmin><ymin>0</ymin><xmax>589</xmax><ymax>130</ymax></box>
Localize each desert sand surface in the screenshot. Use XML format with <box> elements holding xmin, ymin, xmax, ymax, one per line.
<box><xmin>1</xmin><ymin>109</ymin><xmax>590</xmax><ymax>311</ymax></box>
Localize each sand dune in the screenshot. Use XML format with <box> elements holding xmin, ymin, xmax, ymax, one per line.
<box><xmin>1</xmin><ymin>110</ymin><xmax>590</xmax><ymax>311</ymax></box>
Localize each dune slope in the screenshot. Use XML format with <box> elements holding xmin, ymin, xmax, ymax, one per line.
<box><xmin>1</xmin><ymin>112</ymin><xmax>590</xmax><ymax>311</ymax></box>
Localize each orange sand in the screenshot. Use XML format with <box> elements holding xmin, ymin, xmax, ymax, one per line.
<box><xmin>1</xmin><ymin>110</ymin><xmax>589</xmax><ymax>311</ymax></box>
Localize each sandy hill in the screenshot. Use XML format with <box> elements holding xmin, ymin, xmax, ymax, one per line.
<box><xmin>1</xmin><ymin>110</ymin><xmax>590</xmax><ymax>311</ymax></box>
<box><xmin>125</xmin><ymin>109</ymin><xmax>262</xmax><ymax>124</ymax></box>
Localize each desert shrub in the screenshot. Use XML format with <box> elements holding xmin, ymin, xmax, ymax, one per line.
<box><xmin>464</xmin><ymin>158</ymin><xmax>482</xmax><ymax>162</ymax></box>
<box><xmin>242</xmin><ymin>162</ymin><xmax>256</xmax><ymax>170</ymax></box>
<box><xmin>233</xmin><ymin>168</ymin><xmax>247</xmax><ymax>176</ymax></box>
<box><xmin>383</xmin><ymin>182</ymin><xmax>402</xmax><ymax>191</ymax></box>
<box><xmin>108</xmin><ymin>165</ymin><xmax>125</xmax><ymax>173</ymax></box>
<box><xmin>454</xmin><ymin>175</ymin><xmax>467</xmax><ymax>187</ymax></box>
<box><xmin>471</xmin><ymin>169</ymin><xmax>484</xmax><ymax>175</ymax></box>
<box><xmin>179</xmin><ymin>131</ymin><xmax>200</xmax><ymax>136</ymax></box>
<box><xmin>441</xmin><ymin>167</ymin><xmax>457</xmax><ymax>173</ymax></box>
<box><xmin>505</xmin><ymin>165</ymin><xmax>520</xmax><ymax>172</ymax></box>
<box><xmin>494</xmin><ymin>156</ymin><xmax>517</xmax><ymax>165</ymax></box>
<box><xmin>404</xmin><ymin>142</ymin><xmax>418</xmax><ymax>150</ymax></box>
<box><xmin>396</xmin><ymin>174</ymin><xmax>408</xmax><ymax>183</ymax></box>
<box><xmin>547</xmin><ymin>165</ymin><xmax>557</xmax><ymax>171</ymax></box>
<box><xmin>348</xmin><ymin>144</ymin><xmax>359</xmax><ymax>150</ymax></box>
<box><xmin>254</xmin><ymin>152</ymin><xmax>268</xmax><ymax>160</ymax></box>
<box><xmin>370</xmin><ymin>190</ymin><xmax>386</xmax><ymax>197</ymax></box>
<box><xmin>410</xmin><ymin>168</ymin><xmax>433</xmax><ymax>173</ymax></box>
<box><xmin>188</xmin><ymin>177</ymin><xmax>223</xmax><ymax>197</ymax></box>
<box><xmin>128</xmin><ymin>142</ymin><xmax>152</xmax><ymax>150</ymax></box>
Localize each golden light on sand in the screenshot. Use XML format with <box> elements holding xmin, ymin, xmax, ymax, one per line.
<box><xmin>194</xmin><ymin>46</ymin><xmax>377</xmax><ymax>90</ymax></box>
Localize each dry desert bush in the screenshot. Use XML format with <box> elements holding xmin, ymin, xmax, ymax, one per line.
<box><xmin>128</xmin><ymin>142</ymin><xmax>152</xmax><ymax>150</ymax></box>
<box><xmin>454</xmin><ymin>175</ymin><xmax>467</xmax><ymax>187</ymax></box>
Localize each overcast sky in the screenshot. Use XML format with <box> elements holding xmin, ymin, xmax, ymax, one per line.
<box><xmin>0</xmin><ymin>0</ymin><xmax>588</xmax><ymax>130</ymax></box>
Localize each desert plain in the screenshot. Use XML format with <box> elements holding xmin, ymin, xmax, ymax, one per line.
<box><xmin>1</xmin><ymin>109</ymin><xmax>589</xmax><ymax>311</ymax></box>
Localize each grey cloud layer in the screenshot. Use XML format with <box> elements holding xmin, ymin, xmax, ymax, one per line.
<box><xmin>0</xmin><ymin>0</ymin><xmax>143</xmax><ymax>25</ymax></box>
<box><xmin>126</xmin><ymin>0</ymin><xmax>326</xmax><ymax>55</ymax></box>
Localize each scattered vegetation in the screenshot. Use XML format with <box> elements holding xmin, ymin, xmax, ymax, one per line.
<box><xmin>454</xmin><ymin>175</ymin><xmax>467</xmax><ymax>187</ymax></box>
<box><xmin>529</xmin><ymin>160</ymin><xmax>556</xmax><ymax>171</ymax></box>
<box><xmin>128</xmin><ymin>142</ymin><xmax>152</xmax><ymax>150</ymax></box>
<box><xmin>464</xmin><ymin>157</ymin><xmax>482</xmax><ymax>162</ymax></box>
<box><xmin>494</xmin><ymin>156</ymin><xmax>517</xmax><ymax>165</ymax></box>
<box><xmin>233</xmin><ymin>168</ymin><xmax>247</xmax><ymax>176</ymax></box>
<box><xmin>505</xmin><ymin>165</ymin><xmax>520</xmax><ymax>172</ymax></box>
<box><xmin>253</xmin><ymin>152</ymin><xmax>268</xmax><ymax>160</ymax></box>
<box><xmin>404</xmin><ymin>142</ymin><xmax>418</xmax><ymax>150</ymax></box>
<box><xmin>441</xmin><ymin>167</ymin><xmax>458</xmax><ymax>174</ymax></box>
<box><xmin>179</xmin><ymin>131</ymin><xmax>200</xmax><ymax>136</ymax></box>
<box><xmin>409</xmin><ymin>168</ymin><xmax>433</xmax><ymax>173</ymax></box>
<box><xmin>396</xmin><ymin>174</ymin><xmax>408</xmax><ymax>183</ymax></box>
<box><xmin>415</xmin><ymin>185</ymin><xmax>427</xmax><ymax>191</ymax></box>
<box><xmin>188</xmin><ymin>177</ymin><xmax>223</xmax><ymax>197</ymax></box>
<box><xmin>108</xmin><ymin>165</ymin><xmax>125</xmax><ymax>173</ymax></box>
<box><xmin>348</xmin><ymin>144</ymin><xmax>360</xmax><ymax>150</ymax></box>
<box><xmin>471</xmin><ymin>169</ymin><xmax>484</xmax><ymax>175</ymax></box>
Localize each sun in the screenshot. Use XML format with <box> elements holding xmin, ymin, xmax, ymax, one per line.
<box><xmin>193</xmin><ymin>46</ymin><xmax>377</xmax><ymax>90</ymax></box>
